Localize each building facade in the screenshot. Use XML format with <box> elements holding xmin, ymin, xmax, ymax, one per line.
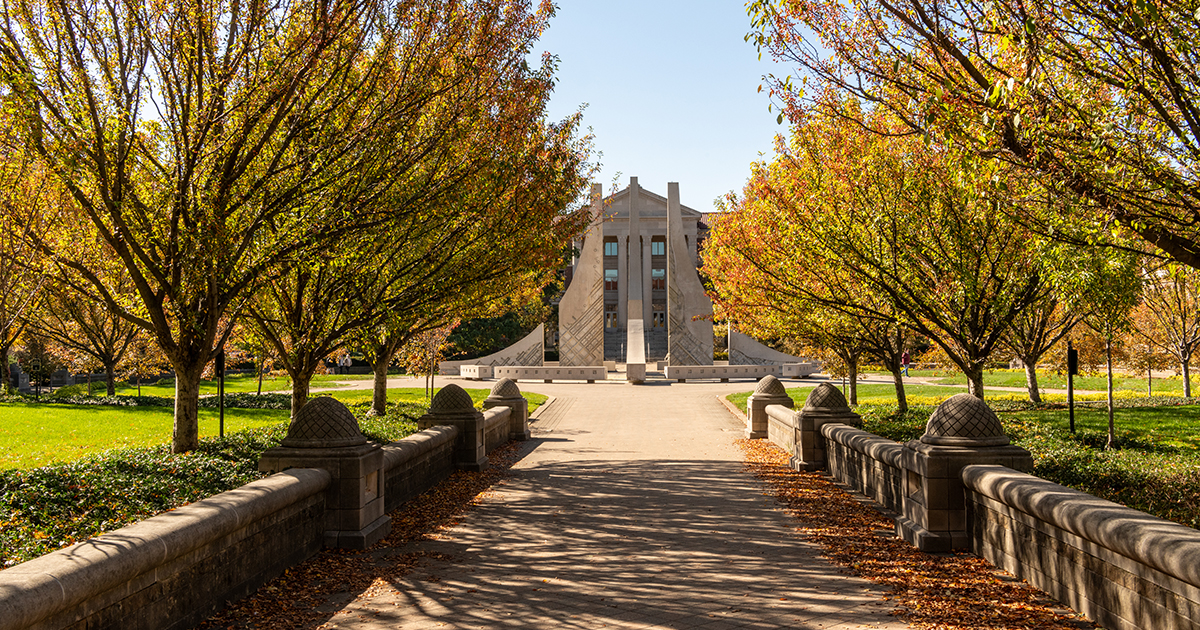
<box><xmin>562</xmin><ymin>178</ymin><xmax>710</xmax><ymax>363</ymax></box>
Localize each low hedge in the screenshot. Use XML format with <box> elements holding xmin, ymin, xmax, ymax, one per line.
<box><xmin>859</xmin><ymin>404</ymin><xmax>1200</xmax><ymax>529</ymax></box>
<box><xmin>0</xmin><ymin>402</ymin><xmax>419</xmax><ymax>569</ymax></box>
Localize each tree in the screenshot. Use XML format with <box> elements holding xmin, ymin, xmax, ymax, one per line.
<box><xmin>397</xmin><ymin>325</ymin><xmax>457</xmax><ymax>400</ymax></box>
<box><xmin>748</xmin><ymin>0</ymin><xmax>1200</xmax><ymax>270</ymax></box>
<box><xmin>1001</xmin><ymin>295</ymin><xmax>1083</xmax><ymax>403</ymax></box>
<box><xmin>705</xmin><ymin>109</ymin><xmax>1048</xmax><ymax>399</ymax></box>
<box><xmin>0</xmin><ymin>154</ymin><xmax>53</xmax><ymax>393</ymax></box>
<box><xmin>0</xmin><ymin>0</ymin><xmax>582</xmax><ymax>452</ymax></box>
<box><xmin>1131</xmin><ymin>260</ymin><xmax>1200</xmax><ymax>396</ymax></box>
<box><xmin>1075</xmin><ymin>251</ymin><xmax>1142</xmax><ymax>448</ymax></box>
<box><xmin>27</xmin><ymin>281</ymin><xmax>139</xmax><ymax>396</ymax></box>
<box><xmin>118</xmin><ymin>335</ymin><xmax>171</xmax><ymax>397</ymax></box>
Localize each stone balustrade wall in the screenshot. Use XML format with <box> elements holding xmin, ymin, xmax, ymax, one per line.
<box><xmin>963</xmin><ymin>465</ymin><xmax>1200</xmax><ymax>630</ymax></box>
<box><xmin>819</xmin><ymin>424</ymin><xmax>906</xmax><ymax>517</ymax></box>
<box><xmin>0</xmin><ymin>405</ymin><xmax>520</xmax><ymax>630</ymax></box>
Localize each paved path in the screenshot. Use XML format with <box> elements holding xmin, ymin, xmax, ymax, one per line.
<box><xmin>316</xmin><ymin>379</ymin><xmax>908</xmax><ymax>630</ymax></box>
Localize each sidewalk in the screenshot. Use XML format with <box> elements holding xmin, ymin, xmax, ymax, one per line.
<box><xmin>313</xmin><ymin>380</ymin><xmax>909</xmax><ymax>629</ymax></box>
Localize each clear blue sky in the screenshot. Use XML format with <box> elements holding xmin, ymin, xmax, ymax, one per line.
<box><xmin>535</xmin><ymin>1</ymin><xmax>786</xmax><ymax>212</ymax></box>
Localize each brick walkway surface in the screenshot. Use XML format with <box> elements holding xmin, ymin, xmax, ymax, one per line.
<box><xmin>316</xmin><ymin>378</ymin><xmax>909</xmax><ymax>630</ymax></box>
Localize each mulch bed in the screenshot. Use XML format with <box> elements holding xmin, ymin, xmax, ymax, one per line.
<box><xmin>198</xmin><ymin>441</ymin><xmax>524</xmax><ymax>630</ymax></box>
<box><xmin>736</xmin><ymin>438</ymin><xmax>1095</xmax><ymax>630</ymax></box>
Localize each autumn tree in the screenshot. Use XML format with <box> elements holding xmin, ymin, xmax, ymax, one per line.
<box><xmin>748</xmin><ymin>0</ymin><xmax>1200</xmax><ymax>270</ymax></box>
<box><xmin>706</xmin><ymin>109</ymin><xmax>1048</xmax><ymax>399</ymax></box>
<box><xmin>0</xmin><ymin>153</ymin><xmax>53</xmax><ymax>392</ymax></box>
<box><xmin>1001</xmin><ymin>294</ymin><xmax>1083</xmax><ymax>403</ymax></box>
<box><xmin>1131</xmin><ymin>260</ymin><xmax>1200</xmax><ymax>396</ymax></box>
<box><xmin>1075</xmin><ymin>251</ymin><xmax>1142</xmax><ymax>448</ymax></box>
<box><xmin>0</xmin><ymin>0</ymin><xmax>584</xmax><ymax>452</ymax></box>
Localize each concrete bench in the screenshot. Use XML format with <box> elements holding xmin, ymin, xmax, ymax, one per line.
<box><xmin>665</xmin><ymin>364</ymin><xmax>782</xmax><ymax>382</ymax></box>
<box><xmin>459</xmin><ymin>365</ymin><xmax>493</xmax><ymax>380</ymax></box>
<box><xmin>493</xmin><ymin>366</ymin><xmax>607</xmax><ymax>383</ymax></box>
<box><xmin>782</xmin><ymin>363</ymin><xmax>821</xmax><ymax>378</ymax></box>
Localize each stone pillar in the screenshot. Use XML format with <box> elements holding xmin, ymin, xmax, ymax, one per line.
<box><xmin>666</xmin><ymin>182</ymin><xmax>714</xmax><ymax>365</ymax></box>
<box><xmin>746</xmin><ymin>375</ymin><xmax>793</xmax><ymax>439</ymax></box>
<box><xmin>897</xmin><ymin>393</ymin><xmax>1034</xmax><ymax>552</ymax></box>
<box><xmin>482</xmin><ymin>378</ymin><xmax>529</xmax><ymax>441</ymax></box>
<box><xmin>791</xmin><ymin>383</ymin><xmax>862</xmax><ymax>471</ymax></box>
<box><xmin>617</xmin><ymin>234</ymin><xmax>627</xmax><ymax>326</ymax></box>
<box><xmin>642</xmin><ymin>236</ymin><xmax>652</xmax><ymax>323</ymax></box>
<box><xmin>418</xmin><ymin>384</ymin><xmax>488</xmax><ymax>471</ymax></box>
<box><xmin>258</xmin><ymin>397</ymin><xmax>390</xmax><ymax>549</ymax></box>
<box><xmin>626</xmin><ymin>177</ymin><xmax>647</xmax><ymax>383</ymax></box>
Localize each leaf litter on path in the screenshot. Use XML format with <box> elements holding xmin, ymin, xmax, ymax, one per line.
<box><xmin>736</xmin><ymin>438</ymin><xmax>1095</xmax><ymax>630</ymax></box>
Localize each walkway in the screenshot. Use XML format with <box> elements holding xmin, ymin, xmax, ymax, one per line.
<box><xmin>317</xmin><ymin>379</ymin><xmax>909</xmax><ymax>630</ymax></box>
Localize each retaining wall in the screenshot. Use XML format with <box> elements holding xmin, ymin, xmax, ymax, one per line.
<box><xmin>964</xmin><ymin>465</ymin><xmax>1200</xmax><ymax>630</ymax></box>
<box><xmin>820</xmin><ymin>424</ymin><xmax>905</xmax><ymax>516</ymax></box>
<box><xmin>0</xmin><ymin>469</ymin><xmax>330</xmax><ymax>630</ymax></box>
<box><xmin>1</xmin><ymin>407</ymin><xmax>520</xmax><ymax>630</ymax></box>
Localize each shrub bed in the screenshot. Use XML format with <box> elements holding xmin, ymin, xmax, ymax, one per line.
<box><xmin>0</xmin><ymin>405</ymin><xmax>419</xmax><ymax>569</ymax></box>
<box><xmin>859</xmin><ymin>403</ymin><xmax>1200</xmax><ymax>529</ymax></box>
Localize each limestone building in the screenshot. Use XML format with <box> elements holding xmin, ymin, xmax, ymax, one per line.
<box><xmin>560</xmin><ymin>178</ymin><xmax>713</xmax><ymax>363</ymax></box>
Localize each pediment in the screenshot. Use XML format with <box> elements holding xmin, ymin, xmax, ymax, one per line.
<box><xmin>601</xmin><ymin>182</ymin><xmax>702</xmax><ymax>221</ymax></box>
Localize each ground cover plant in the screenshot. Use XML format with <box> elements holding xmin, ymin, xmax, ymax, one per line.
<box><xmin>857</xmin><ymin>404</ymin><xmax>1200</xmax><ymax>529</ymax></box>
<box><xmin>0</xmin><ymin>387</ymin><xmax>543</xmax><ymax>568</ymax></box>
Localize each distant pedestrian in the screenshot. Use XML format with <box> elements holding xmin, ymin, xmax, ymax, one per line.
<box><xmin>901</xmin><ymin>350</ymin><xmax>911</xmax><ymax>377</ymax></box>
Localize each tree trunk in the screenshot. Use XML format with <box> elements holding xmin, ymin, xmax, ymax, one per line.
<box><xmin>1183</xmin><ymin>360</ymin><xmax>1192</xmax><ymax>398</ymax></box>
<box><xmin>370</xmin><ymin>350</ymin><xmax>389</xmax><ymax>416</ymax></box>
<box><xmin>257</xmin><ymin>356</ymin><xmax>264</xmax><ymax>396</ymax></box>
<box><xmin>172</xmin><ymin>366</ymin><xmax>203</xmax><ymax>453</ymax></box>
<box><xmin>891</xmin><ymin>367</ymin><xmax>907</xmax><ymax>412</ymax></box>
<box><xmin>1106</xmin><ymin>340</ymin><xmax>1116</xmax><ymax>450</ymax></box>
<box><xmin>847</xmin><ymin>359</ymin><xmax>859</xmax><ymax>405</ymax></box>
<box><xmin>965</xmin><ymin>366</ymin><xmax>985</xmax><ymax>399</ymax></box>
<box><xmin>1023</xmin><ymin>361</ymin><xmax>1042</xmax><ymax>404</ymax></box>
<box><xmin>291</xmin><ymin>370</ymin><xmax>314</xmax><ymax>419</ymax></box>
<box><xmin>1</xmin><ymin>345</ymin><xmax>10</xmax><ymax>393</ymax></box>
<box><xmin>105</xmin><ymin>364</ymin><xmax>116</xmax><ymax>396</ymax></box>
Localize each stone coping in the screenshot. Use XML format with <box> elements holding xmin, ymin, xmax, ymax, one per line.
<box><xmin>766</xmin><ymin>404</ymin><xmax>798</xmax><ymax>424</ymax></box>
<box><xmin>821</xmin><ymin>424</ymin><xmax>905</xmax><ymax>468</ymax></box>
<box><xmin>380</xmin><ymin>426</ymin><xmax>459</xmax><ymax>471</ymax></box>
<box><xmin>0</xmin><ymin>469</ymin><xmax>331</xmax><ymax>630</ymax></box>
<box><xmin>962</xmin><ymin>464</ymin><xmax>1200</xmax><ymax>590</ymax></box>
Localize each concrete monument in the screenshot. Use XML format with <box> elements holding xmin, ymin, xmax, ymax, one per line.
<box><xmin>666</xmin><ymin>182</ymin><xmax>713</xmax><ymax>365</ymax></box>
<box><xmin>557</xmin><ymin>183</ymin><xmax>606</xmax><ymax>366</ymax></box>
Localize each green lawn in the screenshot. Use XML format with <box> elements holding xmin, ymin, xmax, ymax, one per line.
<box><xmin>111</xmin><ymin>372</ymin><xmax>376</xmax><ymax>397</ymax></box>
<box><xmin>0</xmin><ymin>387</ymin><xmax>547</xmax><ymax>470</ymax></box>
<box><xmin>887</xmin><ymin>367</ymin><xmax>1193</xmax><ymax>394</ymax></box>
<box><xmin>1011</xmin><ymin>406</ymin><xmax>1200</xmax><ymax>451</ymax></box>
<box><xmin>728</xmin><ymin>383</ymin><xmax>979</xmax><ymax>413</ymax></box>
<box><xmin>0</xmin><ymin>404</ymin><xmax>289</xmax><ymax>469</ymax></box>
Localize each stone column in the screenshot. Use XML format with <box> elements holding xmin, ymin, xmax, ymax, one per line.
<box><xmin>482</xmin><ymin>378</ymin><xmax>530</xmax><ymax>441</ymax></box>
<box><xmin>791</xmin><ymin>383</ymin><xmax>862</xmax><ymax>471</ymax></box>
<box><xmin>897</xmin><ymin>393</ymin><xmax>1034</xmax><ymax>552</ymax></box>
<box><xmin>745</xmin><ymin>375</ymin><xmax>793</xmax><ymax>439</ymax></box>
<box><xmin>642</xmin><ymin>236</ymin><xmax>652</xmax><ymax>323</ymax></box>
<box><xmin>617</xmin><ymin>234</ymin><xmax>627</xmax><ymax>327</ymax></box>
<box><xmin>625</xmin><ymin>177</ymin><xmax>647</xmax><ymax>383</ymax></box>
<box><xmin>258</xmin><ymin>397</ymin><xmax>390</xmax><ymax>549</ymax></box>
<box><xmin>418</xmin><ymin>384</ymin><xmax>488</xmax><ymax>471</ymax></box>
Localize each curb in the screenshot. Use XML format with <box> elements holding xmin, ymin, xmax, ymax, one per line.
<box><xmin>717</xmin><ymin>394</ymin><xmax>745</xmax><ymax>421</ymax></box>
<box><xmin>528</xmin><ymin>395</ymin><xmax>557</xmax><ymax>423</ymax></box>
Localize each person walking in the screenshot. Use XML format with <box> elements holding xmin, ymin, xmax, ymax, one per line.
<box><xmin>901</xmin><ymin>349</ymin><xmax>911</xmax><ymax>377</ymax></box>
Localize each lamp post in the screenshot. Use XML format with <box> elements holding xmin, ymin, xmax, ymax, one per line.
<box><xmin>1067</xmin><ymin>340</ymin><xmax>1078</xmax><ymax>434</ymax></box>
<box><xmin>216</xmin><ymin>351</ymin><xmax>225</xmax><ymax>438</ymax></box>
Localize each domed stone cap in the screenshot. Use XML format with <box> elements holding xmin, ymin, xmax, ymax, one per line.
<box><xmin>281</xmin><ymin>396</ymin><xmax>367</xmax><ymax>448</ymax></box>
<box><xmin>430</xmin><ymin>383</ymin><xmax>476</xmax><ymax>413</ymax></box>
<box><xmin>922</xmin><ymin>393</ymin><xmax>1010</xmax><ymax>447</ymax></box>
<box><xmin>489</xmin><ymin>378</ymin><xmax>521</xmax><ymax>399</ymax></box>
<box><xmin>753</xmin><ymin>374</ymin><xmax>787</xmax><ymax>396</ymax></box>
<box><xmin>802</xmin><ymin>383</ymin><xmax>850</xmax><ymax>412</ymax></box>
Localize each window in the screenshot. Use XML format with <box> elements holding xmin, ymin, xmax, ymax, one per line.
<box><xmin>652</xmin><ymin>304</ymin><xmax>666</xmax><ymax>328</ymax></box>
<box><xmin>605</xmin><ymin>268</ymin><xmax>618</xmax><ymax>291</ymax></box>
<box><xmin>651</xmin><ymin>268</ymin><xmax>665</xmax><ymax>291</ymax></box>
<box><xmin>604</xmin><ymin>240</ymin><xmax>618</xmax><ymax>257</ymax></box>
<box><xmin>651</xmin><ymin>240</ymin><xmax>665</xmax><ymax>256</ymax></box>
<box><xmin>605</xmin><ymin>304</ymin><xmax>619</xmax><ymax>328</ymax></box>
